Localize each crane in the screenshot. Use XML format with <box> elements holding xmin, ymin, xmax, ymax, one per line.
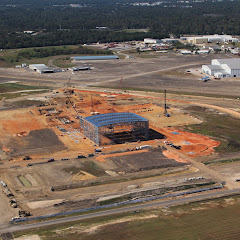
<box><xmin>164</xmin><ymin>89</ymin><xmax>170</xmax><ymax>117</ymax></box>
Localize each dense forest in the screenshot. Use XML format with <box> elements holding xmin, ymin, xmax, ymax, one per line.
<box><xmin>17</xmin><ymin>46</ymin><xmax>113</xmax><ymax>59</ymax></box>
<box><xmin>0</xmin><ymin>0</ymin><xmax>240</xmax><ymax>48</ymax></box>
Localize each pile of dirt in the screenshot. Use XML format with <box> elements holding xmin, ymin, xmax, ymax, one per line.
<box><xmin>72</xmin><ymin>171</ymin><xmax>96</xmax><ymax>181</ymax></box>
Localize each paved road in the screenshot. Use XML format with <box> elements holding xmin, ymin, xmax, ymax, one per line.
<box><xmin>1</xmin><ymin>188</ymin><xmax>240</xmax><ymax>234</ymax></box>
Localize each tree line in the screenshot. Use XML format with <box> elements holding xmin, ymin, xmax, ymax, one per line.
<box><xmin>17</xmin><ymin>46</ymin><xmax>113</xmax><ymax>59</ymax></box>
<box><xmin>0</xmin><ymin>1</ymin><xmax>240</xmax><ymax>49</ymax></box>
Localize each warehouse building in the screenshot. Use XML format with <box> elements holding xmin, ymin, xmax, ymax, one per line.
<box><xmin>29</xmin><ymin>64</ymin><xmax>56</xmax><ymax>74</ymax></box>
<box><xmin>202</xmin><ymin>58</ymin><xmax>240</xmax><ymax>78</ymax></box>
<box><xmin>161</xmin><ymin>38</ymin><xmax>179</xmax><ymax>44</ymax></box>
<box><xmin>70</xmin><ymin>66</ymin><xmax>90</xmax><ymax>71</ymax></box>
<box><xmin>184</xmin><ymin>35</ymin><xmax>239</xmax><ymax>45</ymax></box>
<box><xmin>144</xmin><ymin>38</ymin><xmax>162</xmax><ymax>44</ymax></box>
<box><xmin>180</xmin><ymin>50</ymin><xmax>192</xmax><ymax>55</ymax></box>
<box><xmin>81</xmin><ymin>112</ymin><xmax>149</xmax><ymax>145</ymax></box>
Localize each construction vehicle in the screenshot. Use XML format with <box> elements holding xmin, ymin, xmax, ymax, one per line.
<box><xmin>19</xmin><ymin>210</ymin><xmax>31</xmax><ymax>217</ymax></box>
<box><xmin>47</xmin><ymin>158</ymin><xmax>54</xmax><ymax>162</ymax></box>
<box><xmin>9</xmin><ymin>199</ymin><xmax>17</xmax><ymax>208</ymax></box>
<box><xmin>22</xmin><ymin>156</ymin><xmax>31</xmax><ymax>160</ymax></box>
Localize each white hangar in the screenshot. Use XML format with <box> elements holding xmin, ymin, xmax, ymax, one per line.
<box><xmin>202</xmin><ymin>58</ymin><xmax>240</xmax><ymax>78</ymax></box>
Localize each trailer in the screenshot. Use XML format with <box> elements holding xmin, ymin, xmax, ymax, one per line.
<box><xmin>201</xmin><ymin>76</ymin><xmax>210</xmax><ymax>82</ymax></box>
<box><xmin>139</xmin><ymin>145</ymin><xmax>150</xmax><ymax>150</ymax></box>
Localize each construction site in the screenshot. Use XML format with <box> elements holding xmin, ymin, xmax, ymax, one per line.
<box><xmin>1</xmin><ymin>82</ymin><xmax>231</xmax><ymax>224</ymax></box>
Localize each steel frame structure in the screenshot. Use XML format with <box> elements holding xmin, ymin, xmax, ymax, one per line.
<box><xmin>81</xmin><ymin>112</ymin><xmax>149</xmax><ymax>145</ymax></box>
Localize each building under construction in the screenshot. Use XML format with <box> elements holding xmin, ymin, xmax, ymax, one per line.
<box><xmin>81</xmin><ymin>112</ymin><xmax>149</xmax><ymax>145</ymax></box>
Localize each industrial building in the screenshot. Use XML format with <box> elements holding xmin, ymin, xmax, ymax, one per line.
<box><xmin>70</xmin><ymin>66</ymin><xmax>90</xmax><ymax>71</ymax></box>
<box><xmin>161</xmin><ymin>38</ymin><xmax>179</xmax><ymax>44</ymax></box>
<box><xmin>144</xmin><ymin>38</ymin><xmax>162</xmax><ymax>44</ymax></box>
<box><xmin>81</xmin><ymin>112</ymin><xmax>149</xmax><ymax>145</ymax></box>
<box><xmin>184</xmin><ymin>34</ymin><xmax>239</xmax><ymax>45</ymax></box>
<box><xmin>196</xmin><ymin>49</ymin><xmax>210</xmax><ymax>54</ymax></box>
<box><xmin>29</xmin><ymin>64</ymin><xmax>56</xmax><ymax>74</ymax></box>
<box><xmin>202</xmin><ymin>58</ymin><xmax>240</xmax><ymax>78</ymax></box>
<box><xmin>72</xmin><ymin>55</ymin><xmax>119</xmax><ymax>61</ymax></box>
<box><xmin>180</xmin><ymin>50</ymin><xmax>192</xmax><ymax>55</ymax></box>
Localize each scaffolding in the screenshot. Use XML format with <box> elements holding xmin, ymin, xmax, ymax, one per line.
<box><xmin>81</xmin><ymin>112</ymin><xmax>149</xmax><ymax>145</ymax></box>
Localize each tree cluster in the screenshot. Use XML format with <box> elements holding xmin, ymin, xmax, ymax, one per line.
<box><xmin>0</xmin><ymin>1</ymin><xmax>240</xmax><ymax>48</ymax></box>
<box><xmin>17</xmin><ymin>46</ymin><xmax>113</xmax><ymax>59</ymax></box>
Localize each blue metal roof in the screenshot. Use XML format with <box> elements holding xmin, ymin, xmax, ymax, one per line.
<box><xmin>84</xmin><ymin>112</ymin><xmax>148</xmax><ymax>128</ymax></box>
<box><xmin>73</xmin><ymin>55</ymin><xmax>119</xmax><ymax>60</ymax></box>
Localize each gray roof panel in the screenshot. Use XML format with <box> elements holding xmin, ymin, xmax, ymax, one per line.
<box><xmin>205</xmin><ymin>65</ymin><xmax>224</xmax><ymax>70</ymax></box>
<box><xmin>84</xmin><ymin>112</ymin><xmax>148</xmax><ymax>127</ymax></box>
<box><xmin>216</xmin><ymin>58</ymin><xmax>240</xmax><ymax>69</ymax></box>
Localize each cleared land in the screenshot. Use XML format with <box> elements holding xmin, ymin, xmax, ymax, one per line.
<box><xmin>1</xmin><ymin>52</ymin><xmax>240</xmax><ymax>228</ymax></box>
<box><xmin>1</xmin><ymin>87</ymin><xmax>240</xmax><ymax>222</ymax></box>
<box><xmin>0</xmin><ymin>88</ymin><xmax>226</xmax><ymax>223</ymax></box>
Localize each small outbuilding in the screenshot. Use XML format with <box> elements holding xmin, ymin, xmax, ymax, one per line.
<box><xmin>180</xmin><ymin>50</ymin><xmax>192</xmax><ymax>55</ymax></box>
<box><xmin>71</xmin><ymin>66</ymin><xmax>90</xmax><ymax>71</ymax></box>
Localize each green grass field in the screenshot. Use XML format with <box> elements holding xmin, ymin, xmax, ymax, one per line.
<box><xmin>52</xmin><ymin>57</ymin><xmax>77</xmax><ymax>68</ymax></box>
<box><xmin>185</xmin><ymin>106</ymin><xmax>240</xmax><ymax>154</ymax></box>
<box><xmin>91</xmin><ymin>84</ymin><xmax>239</xmax><ymax>100</ymax></box>
<box><xmin>0</xmin><ymin>83</ymin><xmax>49</xmax><ymax>101</ymax></box>
<box><xmin>0</xmin><ymin>83</ymin><xmax>48</xmax><ymax>93</ymax></box>
<box><xmin>0</xmin><ymin>45</ymin><xmax>112</xmax><ymax>68</ymax></box>
<box><xmin>13</xmin><ymin>195</ymin><xmax>240</xmax><ymax>240</ymax></box>
<box><xmin>0</xmin><ymin>91</ymin><xmax>48</xmax><ymax>101</ymax></box>
<box><xmin>204</xmin><ymin>158</ymin><xmax>240</xmax><ymax>165</ymax></box>
<box><xmin>0</xmin><ymin>48</ymin><xmax>52</xmax><ymax>68</ymax></box>
<box><xmin>12</xmin><ymin>99</ymin><xmax>45</xmax><ymax>107</ymax></box>
<box><xmin>18</xmin><ymin>176</ymin><xmax>32</xmax><ymax>187</ymax></box>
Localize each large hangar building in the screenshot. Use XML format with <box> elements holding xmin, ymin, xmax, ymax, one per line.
<box><xmin>81</xmin><ymin>112</ymin><xmax>149</xmax><ymax>145</ymax></box>
<box><xmin>202</xmin><ymin>58</ymin><xmax>240</xmax><ymax>78</ymax></box>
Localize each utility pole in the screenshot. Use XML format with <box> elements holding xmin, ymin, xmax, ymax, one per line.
<box><xmin>91</xmin><ymin>96</ymin><xmax>94</xmax><ymax>112</ymax></box>
<box><xmin>164</xmin><ymin>89</ymin><xmax>170</xmax><ymax>117</ymax></box>
<box><xmin>120</xmin><ymin>77</ymin><xmax>123</xmax><ymax>89</ymax></box>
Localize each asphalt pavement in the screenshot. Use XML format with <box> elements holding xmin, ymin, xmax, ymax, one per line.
<box><xmin>1</xmin><ymin>188</ymin><xmax>240</xmax><ymax>234</ymax></box>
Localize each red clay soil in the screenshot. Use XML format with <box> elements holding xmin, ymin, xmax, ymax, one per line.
<box><xmin>159</xmin><ymin>127</ymin><xmax>220</xmax><ymax>158</ymax></box>
<box><xmin>162</xmin><ymin>150</ymin><xmax>189</xmax><ymax>163</ymax></box>
<box><xmin>71</xmin><ymin>90</ymin><xmax>220</xmax><ymax>160</ymax></box>
<box><xmin>2</xmin><ymin>119</ymin><xmax>44</xmax><ymax>136</ymax></box>
<box><xmin>0</xmin><ymin>109</ymin><xmax>47</xmax><ymax>136</ymax></box>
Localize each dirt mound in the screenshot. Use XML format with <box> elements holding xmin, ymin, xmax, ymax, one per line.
<box><xmin>72</xmin><ymin>171</ymin><xmax>96</xmax><ymax>181</ymax></box>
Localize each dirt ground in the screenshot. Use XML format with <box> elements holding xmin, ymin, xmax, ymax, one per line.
<box><xmin>0</xmin><ymin>89</ymin><xmax>211</xmax><ymax>162</ymax></box>
<box><xmin>210</xmin><ymin>161</ymin><xmax>240</xmax><ymax>183</ymax></box>
<box><xmin>0</xmin><ymin>185</ymin><xmax>19</xmax><ymax>224</ymax></box>
<box><xmin>0</xmin><ymin>158</ymin><xmax>210</xmax><ymax>217</ymax></box>
<box><xmin>106</xmin><ymin>149</ymin><xmax>186</xmax><ymax>173</ymax></box>
<box><xmin>159</xmin><ymin>127</ymin><xmax>220</xmax><ymax>158</ymax></box>
<box><xmin>0</xmin><ymin>85</ymin><xmax>237</xmax><ymax>223</ymax></box>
